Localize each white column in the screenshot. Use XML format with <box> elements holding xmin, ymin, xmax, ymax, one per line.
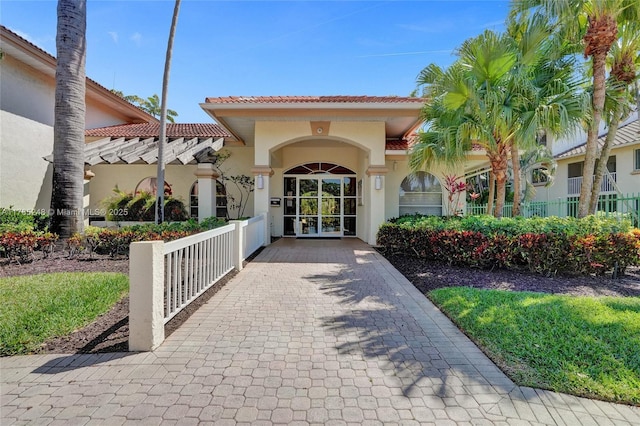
<box><xmin>366</xmin><ymin>166</ymin><xmax>389</xmax><ymax>245</ymax></box>
<box><xmin>129</xmin><ymin>241</ymin><xmax>165</xmax><ymax>351</ymax></box>
<box><xmin>194</xmin><ymin>164</ymin><xmax>219</xmax><ymax>222</ymax></box>
<box><xmin>83</xmin><ymin>167</ymin><xmax>95</xmax><ymax>227</ymax></box>
<box><xmin>251</xmin><ymin>166</ymin><xmax>272</xmax><ymax>246</ymax></box>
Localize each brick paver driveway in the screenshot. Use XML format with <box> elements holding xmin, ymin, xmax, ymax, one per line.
<box><xmin>2</xmin><ymin>238</ymin><xmax>639</xmax><ymax>425</ymax></box>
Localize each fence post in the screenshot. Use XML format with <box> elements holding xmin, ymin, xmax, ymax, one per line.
<box><xmin>261</xmin><ymin>212</ymin><xmax>270</xmax><ymax>246</ymax></box>
<box><xmin>230</xmin><ymin>220</ymin><xmax>244</xmax><ymax>271</ymax></box>
<box><xmin>129</xmin><ymin>241</ymin><xmax>165</xmax><ymax>351</ymax></box>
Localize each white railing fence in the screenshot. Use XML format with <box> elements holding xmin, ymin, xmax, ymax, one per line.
<box><xmin>163</xmin><ymin>224</ymin><xmax>235</xmax><ymax>323</ymax></box>
<box><xmin>568</xmin><ymin>172</ymin><xmax>617</xmax><ymax>195</ymax></box>
<box><xmin>129</xmin><ymin>213</ymin><xmax>268</xmax><ymax>351</ymax></box>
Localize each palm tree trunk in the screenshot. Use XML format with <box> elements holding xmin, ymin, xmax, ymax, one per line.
<box><xmin>488</xmin><ymin>150</ymin><xmax>509</xmax><ymax>218</ymax></box>
<box><xmin>51</xmin><ymin>0</ymin><xmax>86</xmax><ymax>238</ymax></box>
<box><xmin>578</xmin><ymin>51</ymin><xmax>608</xmax><ymax>218</ymax></box>
<box><xmin>588</xmin><ymin>101</ymin><xmax>623</xmax><ymax>213</ymax></box>
<box><xmin>155</xmin><ymin>0</ymin><xmax>181</xmax><ymax>224</ymax></box>
<box><xmin>494</xmin><ymin>175</ymin><xmax>507</xmax><ymax>219</ymax></box>
<box><xmin>510</xmin><ymin>142</ymin><xmax>522</xmax><ymax>217</ymax></box>
<box><xmin>486</xmin><ymin>171</ymin><xmax>495</xmax><ymax>216</ymax></box>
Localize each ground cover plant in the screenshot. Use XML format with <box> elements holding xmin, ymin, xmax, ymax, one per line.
<box><xmin>378</xmin><ymin>215</ymin><xmax>640</xmax><ymax>276</ymax></box>
<box><xmin>429</xmin><ymin>287</ymin><xmax>640</xmax><ymax>405</ymax></box>
<box><xmin>0</xmin><ymin>208</ymin><xmax>57</xmax><ymax>263</ymax></box>
<box><xmin>0</xmin><ymin>272</ymin><xmax>128</xmax><ymax>356</ymax></box>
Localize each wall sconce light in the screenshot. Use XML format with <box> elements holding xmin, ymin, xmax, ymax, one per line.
<box><xmin>375</xmin><ymin>175</ymin><xmax>382</xmax><ymax>190</ymax></box>
<box><xmin>256</xmin><ymin>174</ymin><xmax>264</xmax><ymax>190</ymax></box>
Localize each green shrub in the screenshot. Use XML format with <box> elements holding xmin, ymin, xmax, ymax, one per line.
<box><xmin>377</xmin><ymin>215</ymin><xmax>640</xmax><ymax>276</ymax></box>
<box><xmin>0</xmin><ymin>207</ymin><xmax>49</xmax><ymax>232</ymax></box>
<box><xmin>385</xmin><ymin>214</ymin><xmax>632</xmax><ymax>237</ymax></box>
<box><xmin>69</xmin><ymin>217</ymin><xmax>228</xmax><ymax>257</ymax></box>
<box><xmin>102</xmin><ymin>187</ymin><xmax>188</xmax><ymax>222</ymax></box>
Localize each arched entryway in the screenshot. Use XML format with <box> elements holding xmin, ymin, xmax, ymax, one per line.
<box><xmin>283</xmin><ymin>162</ymin><xmax>357</xmax><ymax>237</ymax></box>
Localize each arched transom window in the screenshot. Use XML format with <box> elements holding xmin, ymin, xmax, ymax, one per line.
<box><xmin>399</xmin><ymin>172</ymin><xmax>443</xmax><ymax>216</ymax></box>
<box><xmin>284</xmin><ymin>162</ymin><xmax>355</xmax><ymax>175</ymax></box>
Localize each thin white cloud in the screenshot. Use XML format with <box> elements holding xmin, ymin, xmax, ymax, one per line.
<box><xmin>357</xmin><ymin>50</ymin><xmax>453</xmax><ymax>59</ymax></box>
<box><xmin>399</xmin><ymin>21</ymin><xmax>455</xmax><ymax>34</ymax></box>
<box><xmin>13</xmin><ymin>29</ymin><xmax>35</xmax><ymax>43</ymax></box>
<box><xmin>130</xmin><ymin>32</ymin><xmax>142</xmax><ymax>47</ymax></box>
<box><xmin>476</xmin><ymin>19</ymin><xmax>506</xmax><ymax>30</ymax></box>
<box><xmin>108</xmin><ymin>31</ymin><xmax>118</xmax><ymax>43</ymax></box>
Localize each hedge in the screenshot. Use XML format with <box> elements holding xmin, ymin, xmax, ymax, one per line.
<box><xmin>377</xmin><ymin>215</ymin><xmax>640</xmax><ymax>276</ymax></box>
<box><xmin>68</xmin><ymin>218</ymin><xmax>227</xmax><ymax>257</ymax></box>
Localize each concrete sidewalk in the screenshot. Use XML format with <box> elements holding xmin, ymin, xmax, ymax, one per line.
<box><xmin>2</xmin><ymin>238</ymin><xmax>639</xmax><ymax>425</ymax></box>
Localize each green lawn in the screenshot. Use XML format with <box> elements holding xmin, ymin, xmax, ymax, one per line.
<box><xmin>0</xmin><ymin>272</ymin><xmax>128</xmax><ymax>356</ymax></box>
<box><xmin>429</xmin><ymin>287</ymin><xmax>640</xmax><ymax>405</ymax></box>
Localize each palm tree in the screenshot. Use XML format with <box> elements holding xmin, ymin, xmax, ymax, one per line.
<box><xmin>512</xmin><ymin>0</ymin><xmax>640</xmax><ymax>218</ymax></box>
<box><xmin>517</xmin><ymin>144</ymin><xmax>558</xmax><ymax>205</ymax></box>
<box><xmin>588</xmin><ymin>21</ymin><xmax>639</xmax><ymax>213</ymax></box>
<box><xmin>142</xmin><ymin>94</ymin><xmax>179</xmax><ymax>123</ymax></box>
<box><xmin>413</xmin><ymin>18</ymin><xmax>586</xmax><ymax>218</ymax></box>
<box><xmin>155</xmin><ymin>0</ymin><xmax>181</xmax><ymax>224</ymax></box>
<box><xmin>51</xmin><ymin>0</ymin><xmax>86</xmax><ymax>238</ymax></box>
<box><xmin>412</xmin><ymin>32</ymin><xmax>520</xmax><ymax>217</ymax></box>
<box><xmin>507</xmin><ymin>12</ymin><xmax>589</xmax><ymax>215</ymax></box>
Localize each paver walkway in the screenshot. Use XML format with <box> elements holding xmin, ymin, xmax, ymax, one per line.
<box><xmin>2</xmin><ymin>238</ymin><xmax>639</xmax><ymax>425</ymax></box>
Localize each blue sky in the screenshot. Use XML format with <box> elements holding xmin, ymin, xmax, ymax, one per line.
<box><xmin>2</xmin><ymin>0</ymin><xmax>510</xmax><ymax>123</ymax></box>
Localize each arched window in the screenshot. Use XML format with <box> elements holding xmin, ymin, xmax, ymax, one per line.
<box><xmin>399</xmin><ymin>172</ymin><xmax>443</xmax><ymax>216</ymax></box>
<box><xmin>135</xmin><ymin>177</ymin><xmax>172</xmax><ymax>196</ymax></box>
<box><xmin>190</xmin><ymin>181</ymin><xmax>228</xmax><ymax>219</ymax></box>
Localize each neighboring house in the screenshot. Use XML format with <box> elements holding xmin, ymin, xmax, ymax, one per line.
<box><xmin>0</xmin><ymin>25</ymin><xmax>156</xmax><ymax>212</ymax></box>
<box><xmin>532</xmin><ymin>114</ymin><xmax>639</xmax><ymax>217</ymax></box>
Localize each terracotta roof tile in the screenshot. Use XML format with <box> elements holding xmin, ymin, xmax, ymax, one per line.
<box><xmin>385</xmin><ymin>135</ymin><xmax>484</xmax><ymax>152</ymax></box>
<box><xmin>85</xmin><ymin>123</ymin><xmax>230</xmax><ymax>138</ymax></box>
<box><xmin>205</xmin><ymin>95</ymin><xmax>425</xmax><ymax>104</ymax></box>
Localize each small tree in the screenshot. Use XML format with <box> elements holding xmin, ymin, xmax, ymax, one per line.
<box><xmin>210</xmin><ymin>150</ymin><xmax>254</xmax><ymax>219</ymax></box>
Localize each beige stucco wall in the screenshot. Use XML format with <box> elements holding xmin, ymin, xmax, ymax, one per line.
<box><xmin>0</xmin><ymin>55</ymin><xmax>55</xmax><ymax>126</ymax></box>
<box><xmin>0</xmin><ymin>53</ymin><xmax>150</xmax><ymax>212</ymax></box>
<box><xmin>0</xmin><ymin>54</ymin><xmax>139</xmax><ymax>129</ymax></box>
<box><xmin>253</xmin><ymin>120</ymin><xmax>388</xmax><ymax>243</ymax></box>
<box><xmin>88</xmin><ymin>146</ymin><xmax>255</xmax><ymax>220</ymax></box>
<box><xmin>0</xmin><ymin>111</ymin><xmax>54</xmax><ymax>210</ymax></box>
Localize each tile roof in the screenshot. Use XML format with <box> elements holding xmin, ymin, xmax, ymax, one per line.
<box><xmin>556</xmin><ymin>117</ymin><xmax>639</xmax><ymax>159</ymax></box>
<box><xmin>384</xmin><ymin>135</ymin><xmax>485</xmax><ymax>152</ymax></box>
<box><xmin>205</xmin><ymin>95</ymin><xmax>425</xmax><ymax>104</ymax></box>
<box><xmin>85</xmin><ymin>123</ymin><xmax>230</xmax><ymax>138</ymax></box>
<box><xmin>385</xmin><ymin>140</ymin><xmax>411</xmax><ymax>151</ymax></box>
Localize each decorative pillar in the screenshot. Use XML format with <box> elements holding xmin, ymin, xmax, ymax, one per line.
<box><xmin>251</xmin><ymin>165</ymin><xmax>273</xmax><ymax>244</ymax></box>
<box><xmin>83</xmin><ymin>167</ymin><xmax>95</xmax><ymax>227</ymax></box>
<box><xmin>194</xmin><ymin>164</ymin><xmax>219</xmax><ymax>222</ymax></box>
<box><xmin>366</xmin><ymin>165</ymin><xmax>389</xmax><ymax>245</ymax></box>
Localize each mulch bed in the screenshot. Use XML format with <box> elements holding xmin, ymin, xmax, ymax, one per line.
<box><xmin>1</xmin><ymin>246</ymin><xmax>638</xmax><ymax>355</ymax></box>
<box><xmin>379</xmin><ymin>249</ymin><xmax>640</xmax><ymax>298</ymax></box>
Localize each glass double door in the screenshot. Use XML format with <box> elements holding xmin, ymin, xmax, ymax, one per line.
<box><xmin>283</xmin><ymin>176</ymin><xmax>357</xmax><ymax>237</ymax></box>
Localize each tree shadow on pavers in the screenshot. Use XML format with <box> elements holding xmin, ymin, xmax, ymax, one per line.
<box><xmin>320</xmin><ymin>307</ymin><xmax>444</xmax><ymax>398</ymax></box>
<box><xmin>311</xmin><ymin>270</ymin><xmax>510</xmax><ymax>399</ymax></box>
<box><xmin>31</xmin><ymin>352</ymin><xmax>138</xmax><ymax>374</ymax></box>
